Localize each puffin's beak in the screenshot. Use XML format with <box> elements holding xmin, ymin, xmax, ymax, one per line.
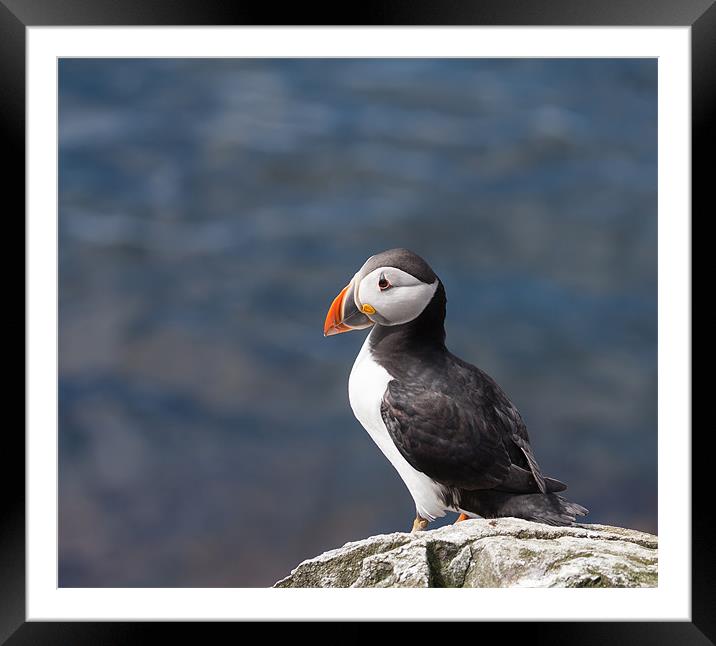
<box><xmin>324</xmin><ymin>280</ymin><xmax>372</xmax><ymax>336</ymax></box>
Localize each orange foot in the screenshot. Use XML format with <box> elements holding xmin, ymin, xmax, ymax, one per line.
<box><xmin>455</xmin><ymin>513</ymin><xmax>469</xmax><ymax>523</ymax></box>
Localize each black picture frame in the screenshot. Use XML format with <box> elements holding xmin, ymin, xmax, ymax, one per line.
<box><xmin>5</xmin><ymin>0</ymin><xmax>706</xmax><ymax>641</ymax></box>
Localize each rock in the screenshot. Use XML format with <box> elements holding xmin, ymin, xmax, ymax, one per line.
<box><xmin>273</xmin><ymin>518</ymin><xmax>657</xmax><ymax>588</ymax></box>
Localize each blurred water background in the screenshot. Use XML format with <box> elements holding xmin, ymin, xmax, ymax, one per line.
<box><xmin>59</xmin><ymin>58</ymin><xmax>657</xmax><ymax>587</ymax></box>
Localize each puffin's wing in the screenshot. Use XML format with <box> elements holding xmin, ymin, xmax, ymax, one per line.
<box><xmin>491</xmin><ymin>403</ymin><xmax>548</xmax><ymax>493</ymax></box>
<box><xmin>510</xmin><ymin>431</ymin><xmax>547</xmax><ymax>493</ymax></box>
<box><xmin>380</xmin><ymin>379</ymin><xmax>512</xmax><ymax>490</ymax></box>
<box><xmin>498</xmin><ymin>463</ymin><xmax>566</xmax><ymax>493</ymax></box>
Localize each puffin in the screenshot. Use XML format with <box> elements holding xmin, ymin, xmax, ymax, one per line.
<box><xmin>323</xmin><ymin>248</ymin><xmax>588</xmax><ymax>532</ymax></box>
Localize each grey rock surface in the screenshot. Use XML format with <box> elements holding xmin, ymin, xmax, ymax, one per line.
<box><xmin>274</xmin><ymin>518</ymin><xmax>657</xmax><ymax>588</ymax></box>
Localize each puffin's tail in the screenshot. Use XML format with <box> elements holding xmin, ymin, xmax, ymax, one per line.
<box><xmin>460</xmin><ymin>490</ymin><xmax>589</xmax><ymax>527</ymax></box>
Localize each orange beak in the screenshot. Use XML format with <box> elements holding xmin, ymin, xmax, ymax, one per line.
<box><xmin>324</xmin><ymin>284</ymin><xmax>352</xmax><ymax>336</ymax></box>
<box><xmin>324</xmin><ymin>278</ymin><xmax>374</xmax><ymax>337</ymax></box>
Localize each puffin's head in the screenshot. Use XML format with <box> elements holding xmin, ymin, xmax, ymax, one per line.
<box><xmin>323</xmin><ymin>248</ymin><xmax>440</xmax><ymax>336</ymax></box>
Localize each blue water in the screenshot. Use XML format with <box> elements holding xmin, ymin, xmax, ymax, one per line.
<box><xmin>59</xmin><ymin>58</ymin><xmax>657</xmax><ymax>586</ymax></box>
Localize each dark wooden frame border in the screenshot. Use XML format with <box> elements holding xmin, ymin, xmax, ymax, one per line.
<box><xmin>4</xmin><ymin>0</ymin><xmax>707</xmax><ymax>641</ymax></box>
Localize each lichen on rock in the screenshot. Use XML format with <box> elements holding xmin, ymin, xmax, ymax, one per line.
<box><xmin>273</xmin><ymin>518</ymin><xmax>657</xmax><ymax>588</ymax></box>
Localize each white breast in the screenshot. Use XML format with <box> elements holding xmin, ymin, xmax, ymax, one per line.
<box><xmin>348</xmin><ymin>330</ymin><xmax>448</xmax><ymax>521</ymax></box>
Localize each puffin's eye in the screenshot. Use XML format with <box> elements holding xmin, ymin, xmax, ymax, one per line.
<box><xmin>378</xmin><ymin>274</ymin><xmax>391</xmax><ymax>291</ymax></box>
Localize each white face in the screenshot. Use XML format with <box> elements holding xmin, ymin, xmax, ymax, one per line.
<box><xmin>353</xmin><ymin>265</ymin><xmax>438</xmax><ymax>326</ymax></box>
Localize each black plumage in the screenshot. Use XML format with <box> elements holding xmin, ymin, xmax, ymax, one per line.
<box><xmin>368</xmin><ymin>251</ymin><xmax>587</xmax><ymax>526</ymax></box>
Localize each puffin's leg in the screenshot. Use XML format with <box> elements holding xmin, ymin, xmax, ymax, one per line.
<box><xmin>411</xmin><ymin>514</ymin><xmax>429</xmax><ymax>533</ymax></box>
<box><xmin>455</xmin><ymin>513</ymin><xmax>469</xmax><ymax>523</ymax></box>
